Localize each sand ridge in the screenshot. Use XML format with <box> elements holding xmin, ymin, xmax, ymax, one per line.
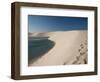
<box><xmin>29</xmin><ymin>30</ymin><xmax>87</xmax><ymax>66</ymax></box>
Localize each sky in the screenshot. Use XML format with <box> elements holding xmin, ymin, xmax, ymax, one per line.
<box><xmin>28</xmin><ymin>15</ymin><xmax>88</xmax><ymax>32</ymax></box>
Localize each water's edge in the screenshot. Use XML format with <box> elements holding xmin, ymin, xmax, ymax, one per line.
<box><xmin>28</xmin><ymin>37</ymin><xmax>55</xmax><ymax>65</ymax></box>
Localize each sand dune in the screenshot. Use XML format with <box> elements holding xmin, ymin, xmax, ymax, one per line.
<box><xmin>29</xmin><ymin>30</ymin><xmax>87</xmax><ymax>66</ymax></box>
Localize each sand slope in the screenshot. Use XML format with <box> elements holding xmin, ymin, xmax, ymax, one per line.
<box><xmin>29</xmin><ymin>31</ymin><xmax>87</xmax><ymax>66</ymax></box>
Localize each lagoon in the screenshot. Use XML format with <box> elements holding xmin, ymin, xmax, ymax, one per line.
<box><xmin>28</xmin><ymin>37</ymin><xmax>55</xmax><ymax>64</ymax></box>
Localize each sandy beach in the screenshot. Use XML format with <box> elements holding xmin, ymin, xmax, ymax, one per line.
<box><xmin>29</xmin><ymin>30</ymin><xmax>88</xmax><ymax>66</ymax></box>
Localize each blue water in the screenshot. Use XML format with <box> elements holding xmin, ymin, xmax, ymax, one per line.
<box><xmin>28</xmin><ymin>37</ymin><xmax>55</xmax><ymax>63</ymax></box>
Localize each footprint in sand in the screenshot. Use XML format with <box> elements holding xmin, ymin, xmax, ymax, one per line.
<box><xmin>75</xmin><ymin>40</ymin><xmax>88</xmax><ymax>64</ymax></box>
<box><xmin>63</xmin><ymin>40</ymin><xmax>88</xmax><ymax>65</ymax></box>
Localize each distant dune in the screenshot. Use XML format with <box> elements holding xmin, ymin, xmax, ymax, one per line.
<box><xmin>29</xmin><ymin>32</ymin><xmax>52</xmax><ymax>37</ymax></box>
<box><xmin>29</xmin><ymin>30</ymin><xmax>88</xmax><ymax>66</ymax></box>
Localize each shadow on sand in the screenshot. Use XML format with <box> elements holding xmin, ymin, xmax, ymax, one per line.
<box><xmin>28</xmin><ymin>37</ymin><xmax>55</xmax><ymax>66</ymax></box>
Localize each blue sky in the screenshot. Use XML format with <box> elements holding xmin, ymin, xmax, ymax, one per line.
<box><xmin>28</xmin><ymin>15</ymin><xmax>88</xmax><ymax>32</ymax></box>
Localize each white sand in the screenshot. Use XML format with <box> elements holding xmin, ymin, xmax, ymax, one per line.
<box><xmin>29</xmin><ymin>31</ymin><xmax>87</xmax><ymax>66</ymax></box>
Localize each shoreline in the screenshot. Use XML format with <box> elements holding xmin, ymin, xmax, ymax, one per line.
<box><xmin>28</xmin><ymin>30</ymin><xmax>88</xmax><ymax>66</ymax></box>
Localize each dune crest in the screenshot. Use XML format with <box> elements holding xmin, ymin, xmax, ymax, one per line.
<box><xmin>29</xmin><ymin>30</ymin><xmax>87</xmax><ymax>66</ymax></box>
